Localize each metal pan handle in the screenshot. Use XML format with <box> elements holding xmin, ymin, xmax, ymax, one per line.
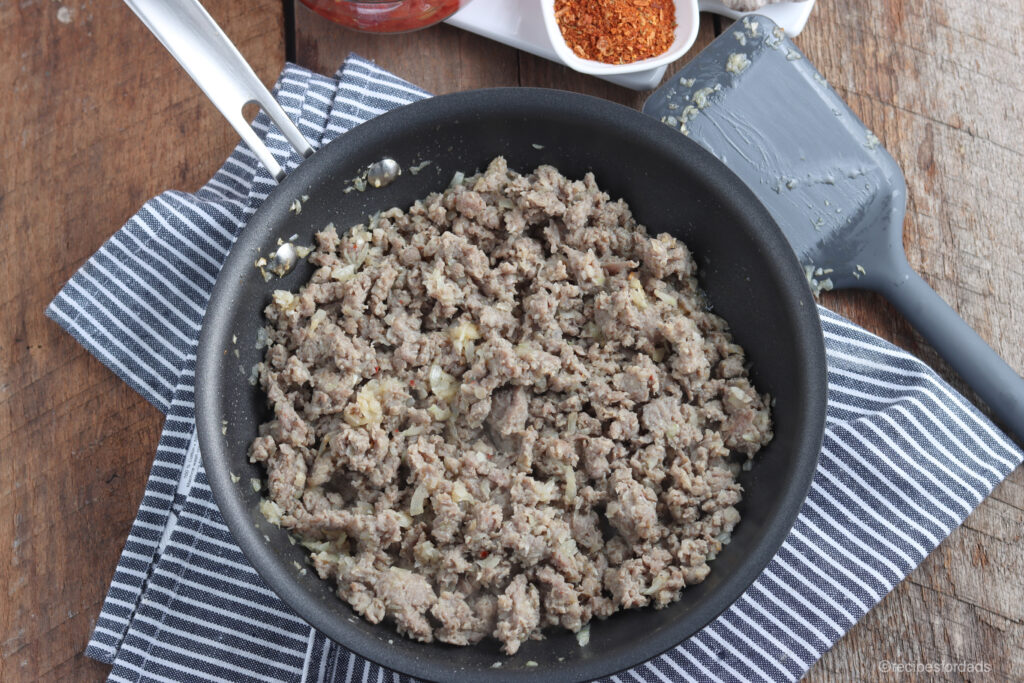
<box><xmin>124</xmin><ymin>0</ymin><xmax>313</xmax><ymax>182</ymax></box>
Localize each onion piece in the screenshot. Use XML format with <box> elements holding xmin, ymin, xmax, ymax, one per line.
<box><xmin>259</xmin><ymin>498</ymin><xmax>284</xmax><ymax>526</ymax></box>
<box><xmin>642</xmin><ymin>571</ymin><xmax>669</xmax><ymax>596</ymax></box>
<box><xmin>478</xmin><ymin>553</ymin><xmax>501</xmax><ymax>569</ymax></box>
<box><xmin>428</xmin><ymin>365</ymin><xmax>458</xmax><ymax>401</ymax></box>
<box><xmin>563</xmin><ymin>464</ymin><xmax>577</xmax><ymax>502</ymax></box>
<box><xmin>410</xmin><ymin>483</ymin><xmax>428</xmax><ymax>516</ymax></box>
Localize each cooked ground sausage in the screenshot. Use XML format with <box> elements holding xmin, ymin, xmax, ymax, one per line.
<box><xmin>250</xmin><ymin>157</ymin><xmax>773</xmax><ymax>655</ymax></box>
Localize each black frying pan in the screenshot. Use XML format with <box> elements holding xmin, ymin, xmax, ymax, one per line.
<box><xmin>129</xmin><ymin>2</ymin><xmax>827</xmax><ymax>681</ymax></box>
<box><xmin>195</xmin><ymin>88</ymin><xmax>827</xmax><ymax>682</ymax></box>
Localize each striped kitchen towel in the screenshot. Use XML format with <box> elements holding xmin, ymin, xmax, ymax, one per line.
<box><xmin>48</xmin><ymin>55</ymin><xmax>1023</xmax><ymax>683</ymax></box>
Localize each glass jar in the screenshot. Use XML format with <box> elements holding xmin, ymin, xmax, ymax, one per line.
<box><xmin>298</xmin><ymin>0</ymin><xmax>472</xmax><ymax>33</ymax></box>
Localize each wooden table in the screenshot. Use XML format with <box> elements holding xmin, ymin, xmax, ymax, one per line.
<box><xmin>2</xmin><ymin>0</ymin><xmax>1021</xmax><ymax>680</ymax></box>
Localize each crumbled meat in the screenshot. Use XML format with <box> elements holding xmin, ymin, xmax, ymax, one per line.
<box><xmin>495</xmin><ymin>575</ymin><xmax>541</xmax><ymax>654</ymax></box>
<box><xmin>250</xmin><ymin>157</ymin><xmax>773</xmax><ymax>655</ymax></box>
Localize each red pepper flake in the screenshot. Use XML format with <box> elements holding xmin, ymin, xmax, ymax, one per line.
<box><xmin>409</xmin><ymin>379</ymin><xmax>415</xmax><ymax>387</ymax></box>
<box><xmin>479</xmin><ymin>550</ymin><xmax>489</xmax><ymax>559</ymax></box>
<box><xmin>553</xmin><ymin>0</ymin><xmax>676</xmax><ymax>65</ymax></box>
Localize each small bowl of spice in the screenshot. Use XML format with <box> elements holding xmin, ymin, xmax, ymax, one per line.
<box><xmin>543</xmin><ymin>0</ymin><xmax>699</xmax><ymax>76</ymax></box>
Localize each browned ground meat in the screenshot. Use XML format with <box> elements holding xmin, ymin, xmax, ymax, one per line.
<box><xmin>250</xmin><ymin>157</ymin><xmax>773</xmax><ymax>655</ymax></box>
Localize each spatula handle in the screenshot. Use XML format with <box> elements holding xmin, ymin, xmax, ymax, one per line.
<box><xmin>123</xmin><ymin>0</ymin><xmax>313</xmax><ymax>182</ymax></box>
<box><xmin>883</xmin><ymin>261</ymin><xmax>1024</xmax><ymax>443</ymax></box>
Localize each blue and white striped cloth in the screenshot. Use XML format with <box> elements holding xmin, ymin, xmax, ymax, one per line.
<box><xmin>49</xmin><ymin>56</ymin><xmax>1022</xmax><ymax>683</ymax></box>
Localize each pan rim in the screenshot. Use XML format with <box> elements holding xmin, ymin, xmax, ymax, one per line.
<box><xmin>196</xmin><ymin>87</ymin><xmax>827</xmax><ymax>683</ymax></box>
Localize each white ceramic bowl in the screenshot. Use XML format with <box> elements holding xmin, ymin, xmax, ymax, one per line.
<box><xmin>541</xmin><ymin>0</ymin><xmax>700</xmax><ymax>76</ymax></box>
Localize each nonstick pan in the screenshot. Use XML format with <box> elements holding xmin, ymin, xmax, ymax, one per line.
<box><xmin>130</xmin><ymin>1</ymin><xmax>828</xmax><ymax>681</ymax></box>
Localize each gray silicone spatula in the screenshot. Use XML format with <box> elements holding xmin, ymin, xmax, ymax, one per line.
<box><xmin>643</xmin><ymin>15</ymin><xmax>1024</xmax><ymax>441</ymax></box>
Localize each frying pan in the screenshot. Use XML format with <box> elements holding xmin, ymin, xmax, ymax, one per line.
<box><xmin>128</xmin><ymin>1</ymin><xmax>827</xmax><ymax>681</ymax></box>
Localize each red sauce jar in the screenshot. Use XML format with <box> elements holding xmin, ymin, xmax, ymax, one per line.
<box><xmin>299</xmin><ymin>0</ymin><xmax>471</xmax><ymax>33</ymax></box>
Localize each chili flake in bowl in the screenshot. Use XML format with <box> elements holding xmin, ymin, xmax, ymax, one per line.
<box><xmin>542</xmin><ymin>0</ymin><xmax>699</xmax><ymax>76</ymax></box>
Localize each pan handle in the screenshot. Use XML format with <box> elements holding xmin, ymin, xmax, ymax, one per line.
<box><xmin>881</xmin><ymin>258</ymin><xmax>1024</xmax><ymax>444</ymax></box>
<box><xmin>123</xmin><ymin>0</ymin><xmax>313</xmax><ymax>182</ymax></box>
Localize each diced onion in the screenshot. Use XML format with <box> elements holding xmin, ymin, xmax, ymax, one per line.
<box><xmin>310</xmin><ymin>550</ymin><xmax>344</xmax><ymax>567</ymax></box>
<box><xmin>330</xmin><ymin>264</ymin><xmax>356</xmax><ymax>282</ymax></box>
<box><xmin>259</xmin><ymin>498</ymin><xmax>284</xmax><ymax>526</ymax></box>
<box><xmin>558</xmin><ymin>537</ymin><xmax>579</xmax><ymax>558</ymax></box>
<box><xmin>536</xmin><ymin>479</ymin><xmax>557</xmax><ymax>503</ymax></box>
<box><xmin>478</xmin><ymin>553</ymin><xmax>501</xmax><ymax>569</ymax></box>
<box><xmin>410</xmin><ymin>483</ymin><xmax>428</xmax><ymax>516</ymax></box>
<box><xmin>448</xmin><ymin>321</ymin><xmax>481</xmax><ymax>356</ymax></box>
<box><xmin>272</xmin><ymin>290</ymin><xmax>296</xmax><ymax>309</ymax></box>
<box><xmin>654</xmin><ymin>289</ymin><xmax>677</xmax><ymax>306</ymax></box>
<box><xmin>301</xmin><ymin>539</ymin><xmax>333</xmax><ymax>553</ymax></box>
<box><xmin>581</xmin><ymin>261</ymin><xmax>606</xmax><ymax>286</ymax></box>
<box><xmin>628</xmin><ymin>275</ymin><xmax>648</xmax><ymax>309</ymax></box>
<box><xmin>343</xmin><ymin>380</ymin><xmax>384</xmax><ymax>427</ymax></box>
<box><xmin>563</xmin><ymin>464</ymin><xmax>577</xmax><ymax>502</ymax></box>
<box><xmin>427</xmin><ymin>404</ymin><xmax>451</xmax><ymax>421</ymax></box>
<box><xmin>642</xmin><ymin>572</ymin><xmax>669</xmax><ymax>596</ymax></box>
<box><xmin>309</xmin><ymin>309</ymin><xmax>327</xmax><ymax>331</ymax></box>
<box><xmin>429</xmin><ymin>365</ymin><xmax>458</xmax><ymax>401</ymax></box>
<box><xmin>451</xmin><ymin>481</ymin><xmax>474</xmax><ymax>504</ymax></box>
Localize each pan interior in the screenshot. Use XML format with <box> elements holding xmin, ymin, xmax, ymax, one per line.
<box><xmin>196</xmin><ymin>88</ymin><xmax>826</xmax><ymax>683</ymax></box>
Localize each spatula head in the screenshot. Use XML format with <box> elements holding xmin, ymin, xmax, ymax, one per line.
<box><xmin>643</xmin><ymin>15</ymin><xmax>907</xmax><ymax>292</ymax></box>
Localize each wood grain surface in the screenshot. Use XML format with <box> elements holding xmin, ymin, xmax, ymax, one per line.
<box><xmin>2</xmin><ymin>0</ymin><xmax>1020</xmax><ymax>680</ymax></box>
<box><xmin>0</xmin><ymin>0</ymin><xmax>284</xmax><ymax>679</ymax></box>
